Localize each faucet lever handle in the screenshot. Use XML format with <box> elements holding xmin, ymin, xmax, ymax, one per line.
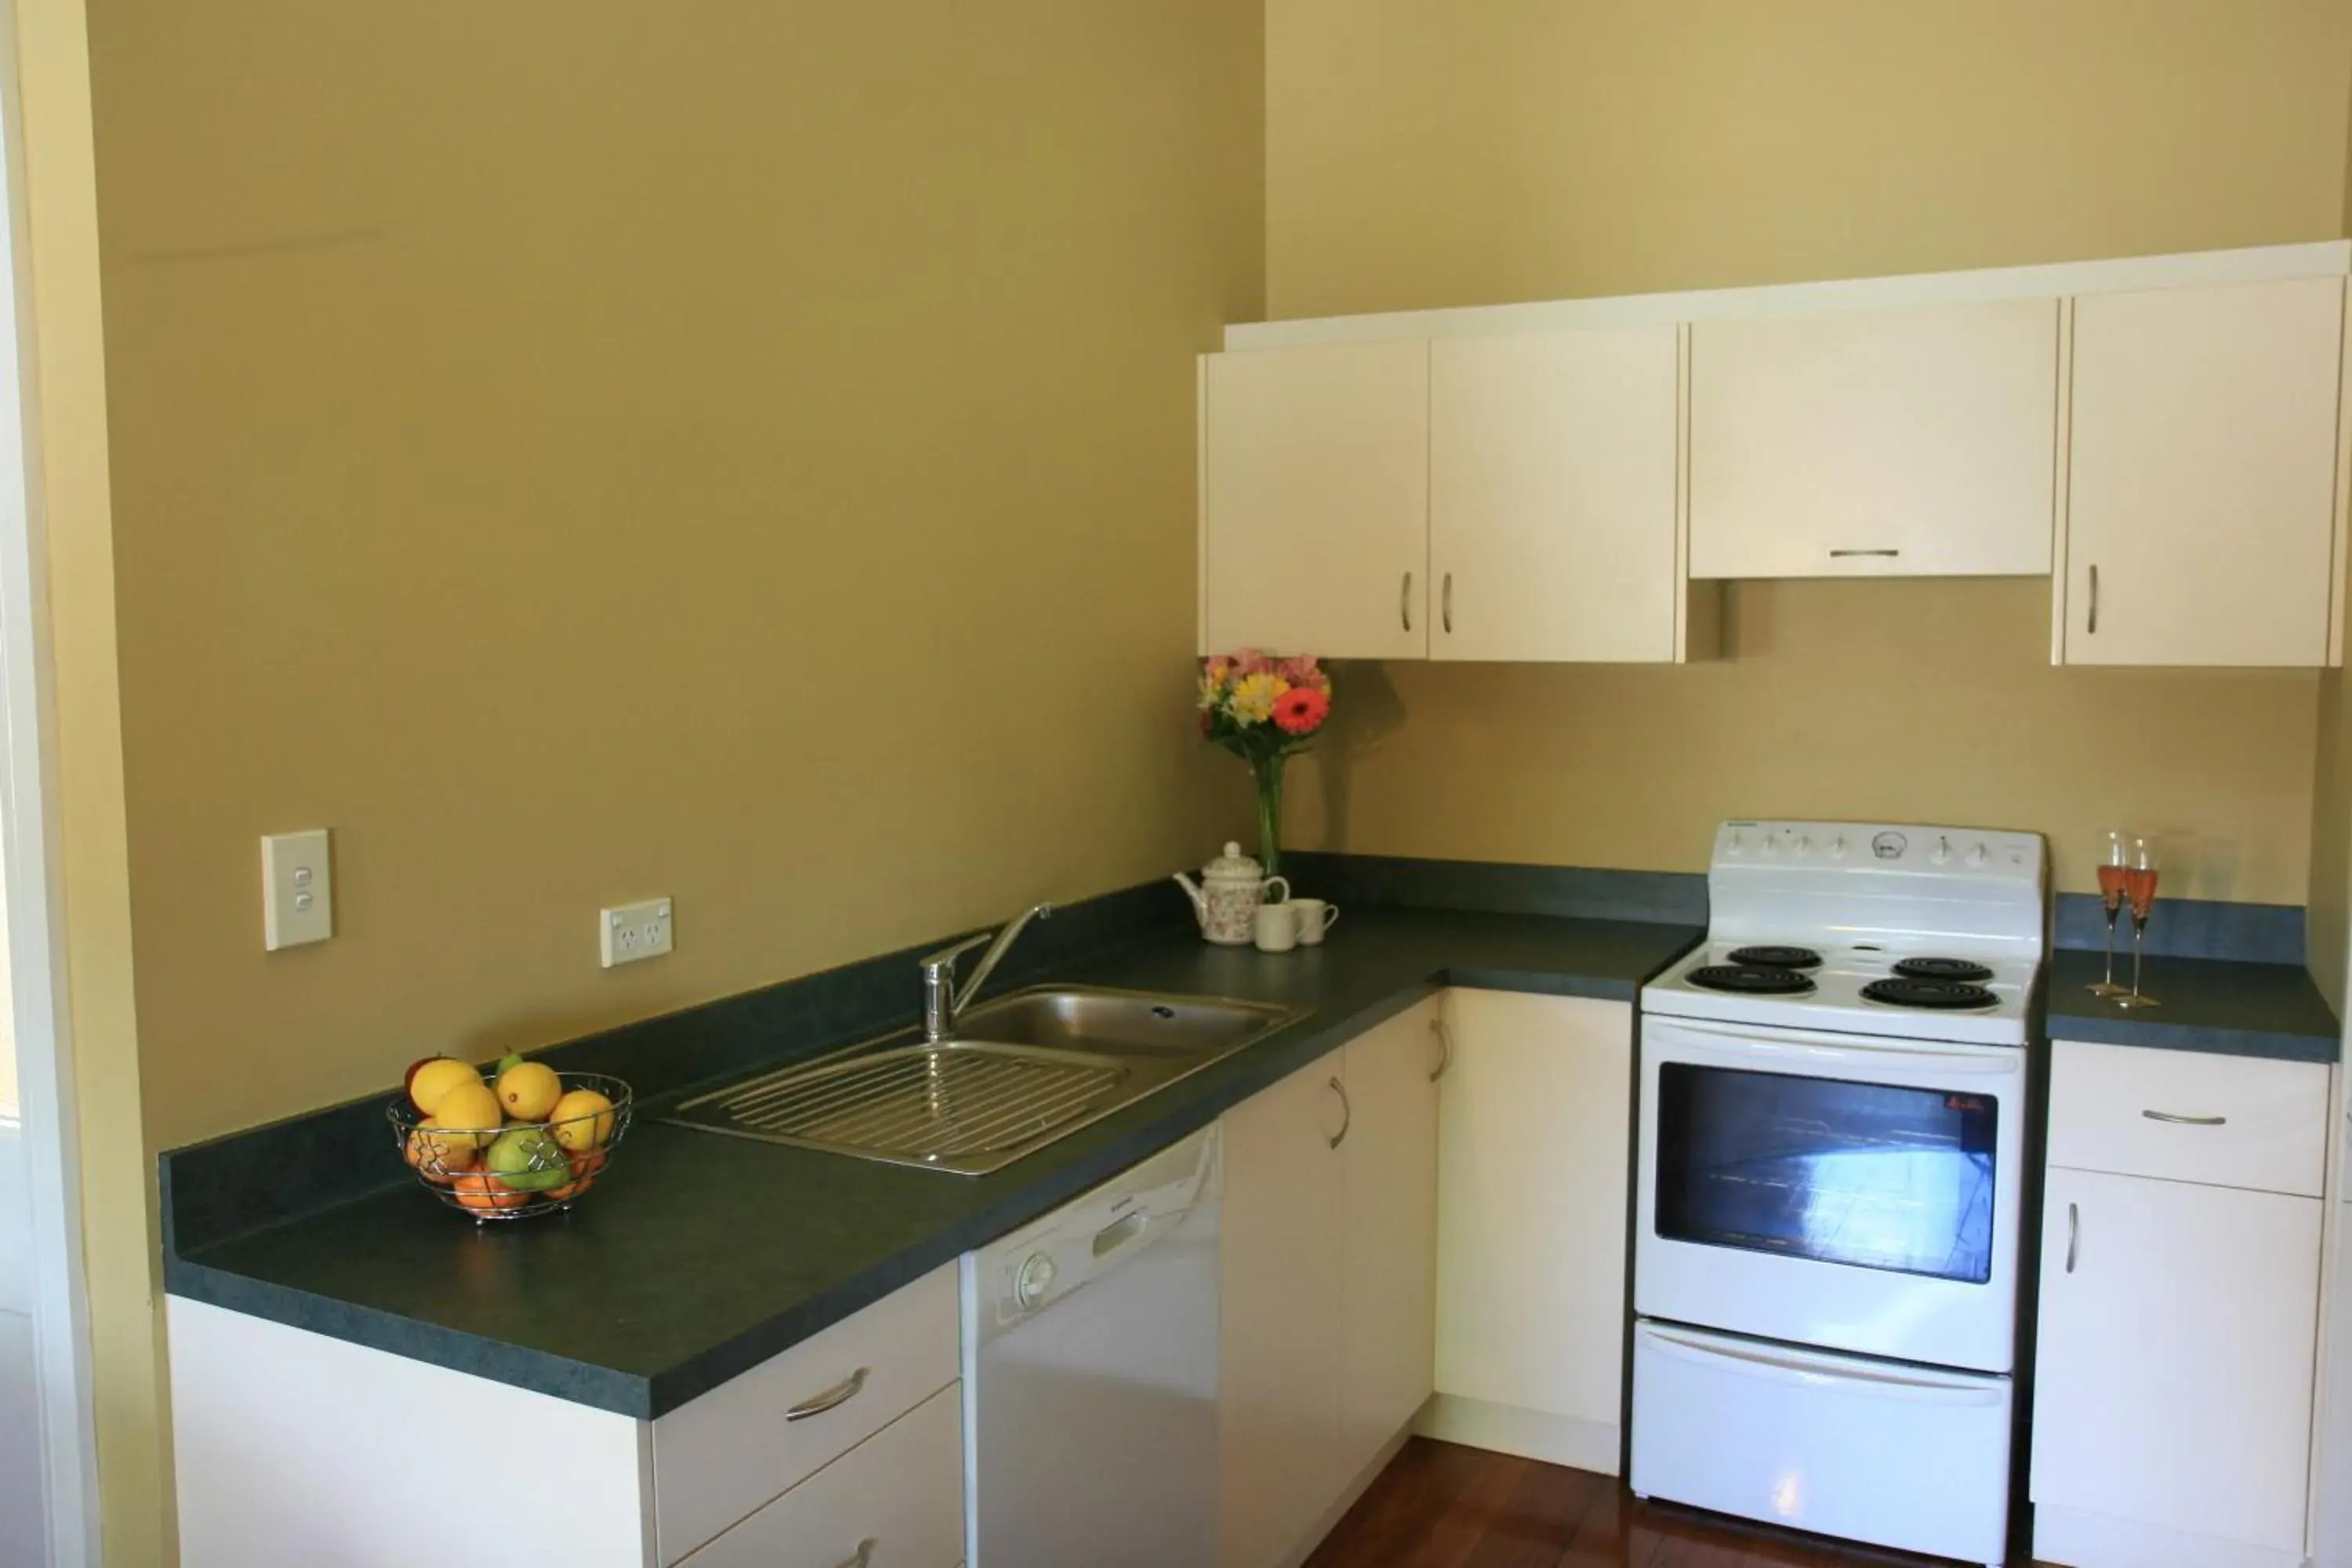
<box><xmin>919</xmin><ymin>931</ymin><xmax>994</xmax><ymax>981</ymax></box>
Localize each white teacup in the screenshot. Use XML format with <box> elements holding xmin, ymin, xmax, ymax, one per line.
<box><xmin>1290</xmin><ymin>898</ymin><xmax>1339</xmax><ymax>946</ymax></box>
<box><xmin>1253</xmin><ymin>902</ymin><xmax>1298</xmax><ymax>953</ymax></box>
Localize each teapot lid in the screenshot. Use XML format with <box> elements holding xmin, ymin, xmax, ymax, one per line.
<box><xmin>1203</xmin><ymin>841</ymin><xmax>1264</xmax><ymax>881</ymax></box>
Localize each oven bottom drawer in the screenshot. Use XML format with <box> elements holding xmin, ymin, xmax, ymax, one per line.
<box><xmin>1631</xmin><ymin>1320</ymin><xmax>2012</xmax><ymax>1566</ymax></box>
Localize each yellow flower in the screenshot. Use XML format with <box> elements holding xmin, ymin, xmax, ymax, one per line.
<box><xmin>1229</xmin><ymin>671</ymin><xmax>1284</xmax><ymax>724</ymax></box>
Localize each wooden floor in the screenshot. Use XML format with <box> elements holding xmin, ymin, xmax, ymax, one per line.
<box><xmin>1305</xmin><ymin>1439</ymin><xmax>2020</xmax><ymax>1567</ymax></box>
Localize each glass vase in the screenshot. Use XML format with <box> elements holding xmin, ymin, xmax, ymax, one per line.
<box><xmin>1249</xmin><ymin>752</ymin><xmax>1285</xmax><ymax>878</ymax></box>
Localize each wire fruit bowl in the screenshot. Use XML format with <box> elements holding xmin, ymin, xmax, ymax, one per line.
<box><xmin>387</xmin><ymin>1071</ymin><xmax>633</xmax><ymax>1221</ymax></box>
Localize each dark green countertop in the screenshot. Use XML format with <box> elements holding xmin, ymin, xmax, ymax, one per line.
<box><xmin>2045</xmin><ymin>948</ymin><xmax>2339</xmax><ymax>1062</ymax></box>
<box><xmin>166</xmin><ymin>909</ymin><xmax>1699</xmax><ymax>1418</ymax></box>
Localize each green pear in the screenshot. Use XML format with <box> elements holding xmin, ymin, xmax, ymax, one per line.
<box><xmin>485</xmin><ymin>1126</ymin><xmax>569</xmax><ymax>1192</ymax></box>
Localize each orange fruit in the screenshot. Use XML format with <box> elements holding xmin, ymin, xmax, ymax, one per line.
<box><xmin>404</xmin><ymin>1125</ymin><xmax>469</xmax><ymax>1184</ymax></box>
<box><xmin>546</xmin><ymin>1148</ymin><xmax>607</xmax><ymax>1201</ymax></box>
<box><xmin>452</xmin><ymin>1171</ymin><xmax>528</xmax><ymax>1212</ymax></box>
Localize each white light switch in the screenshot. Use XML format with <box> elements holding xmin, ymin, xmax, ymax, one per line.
<box><xmin>261</xmin><ymin>829</ymin><xmax>333</xmax><ymax>950</ymax></box>
<box><xmin>600</xmin><ymin>896</ymin><xmax>673</xmax><ymax>968</ymax></box>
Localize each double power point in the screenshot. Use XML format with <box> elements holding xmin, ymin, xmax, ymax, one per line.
<box><xmin>601</xmin><ymin>897</ymin><xmax>674</xmax><ymax>968</ymax></box>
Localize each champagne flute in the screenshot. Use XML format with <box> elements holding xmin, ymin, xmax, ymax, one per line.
<box><xmin>2115</xmin><ymin>833</ymin><xmax>2162</xmax><ymax>1010</ymax></box>
<box><xmin>2089</xmin><ymin>829</ymin><xmax>2130</xmax><ymax>996</ymax></box>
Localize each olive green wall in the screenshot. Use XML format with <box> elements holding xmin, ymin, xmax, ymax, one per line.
<box><xmin>85</xmin><ymin>6</ymin><xmax>1265</xmax><ymax>1159</ymax></box>
<box><xmin>1269</xmin><ymin>0</ymin><xmax>2350</xmax><ymax>906</ymax></box>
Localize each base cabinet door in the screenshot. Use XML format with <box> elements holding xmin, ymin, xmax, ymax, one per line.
<box><xmin>2032</xmin><ymin>1166</ymin><xmax>2321</xmax><ymax>1557</ymax></box>
<box><xmin>1338</xmin><ymin>998</ymin><xmax>1444</xmax><ymax>1475</ymax></box>
<box><xmin>1428</xmin><ymin>991</ymin><xmax>1632</xmax><ymax>1474</ymax></box>
<box><xmin>1218</xmin><ymin>1051</ymin><xmax>1350</xmax><ymax>1568</ymax></box>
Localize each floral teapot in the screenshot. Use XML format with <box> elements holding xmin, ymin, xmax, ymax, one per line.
<box><xmin>1173</xmin><ymin>842</ymin><xmax>1290</xmax><ymax>946</ymax></box>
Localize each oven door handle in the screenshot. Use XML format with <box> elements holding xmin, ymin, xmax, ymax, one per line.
<box><xmin>1650</xmin><ymin>1021</ymin><xmax>2020</xmax><ymax>1078</ymax></box>
<box><xmin>1638</xmin><ymin>1326</ymin><xmax>2006</xmax><ymax>1407</ymax></box>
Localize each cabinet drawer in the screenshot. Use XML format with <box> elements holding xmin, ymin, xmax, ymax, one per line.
<box><xmin>2048</xmin><ymin>1040</ymin><xmax>2328</xmax><ymax>1196</ymax></box>
<box><xmin>682</xmin><ymin>1382</ymin><xmax>965</xmax><ymax>1567</ymax></box>
<box><xmin>655</xmin><ymin>1265</ymin><xmax>960</xmax><ymax>1564</ymax></box>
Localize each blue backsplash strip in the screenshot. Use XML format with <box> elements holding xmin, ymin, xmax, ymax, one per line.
<box><xmin>1286</xmin><ymin>851</ymin><xmax>2303</xmax><ymax>966</ymax></box>
<box><xmin>2051</xmin><ymin>891</ymin><xmax>2305</xmax><ymax>965</ymax></box>
<box><xmin>1278</xmin><ymin>850</ymin><xmax>1708</xmax><ymax>926</ymax></box>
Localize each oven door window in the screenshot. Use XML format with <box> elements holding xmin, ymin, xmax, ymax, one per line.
<box><xmin>1654</xmin><ymin>1063</ymin><xmax>1997</xmax><ymax>1283</ymax></box>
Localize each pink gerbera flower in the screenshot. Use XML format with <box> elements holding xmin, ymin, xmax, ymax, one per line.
<box><xmin>1272</xmin><ymin>684</ymin><xmax>1330</xmax><ymax>735</ymax></box>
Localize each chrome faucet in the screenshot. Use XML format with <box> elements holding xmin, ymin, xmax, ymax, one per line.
<box><xmin>920</xmin><ymin>902</ymin><xmax>1052</xmax><ymax>1042</ymax></box>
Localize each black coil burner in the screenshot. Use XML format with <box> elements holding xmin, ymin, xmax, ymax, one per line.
<box><xmin>1727</xmin><ymin>945</ymin><xmax>1824</xmax><ymax>971</ymax></box>
<box><xmin>1862</xmin><ymin>977</ymin><xmax>1998</xmax><ymax>1011</ymax></box>
<box><xmin>1893</xmin><ymin>956</ymin><xmax>1994</xmax><ymax>983</ymax></box>
<box><xmin>1688</xmin><ymin>964</ymin><xmax>1817</xmax><ymax>996</ymax></box>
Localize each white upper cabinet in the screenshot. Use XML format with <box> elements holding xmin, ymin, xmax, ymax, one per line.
<box><xmin>1688</xmin><ymin>298</ymin><xmax>2060</xmax><ymax>579</ymax></box>
<box><xmin>2058</xmin><ymin>276</ymin><xmax>2344</xmax><ymax>668</ymax></box>
<box><xmin>1428</xmin><ymin>327</ymin><xmax>1682</xmax><ymax>662</ymax></box>
<box><xmin>1200</xmin><ymin>340</ymin><xmax>1429</xmax><ymax>659</ymax></box>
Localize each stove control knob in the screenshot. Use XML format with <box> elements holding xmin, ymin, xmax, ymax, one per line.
<box><xmin>1725</xmin><ymin>831</ymin><xmax>1745</xmax><ymax>857</ymax></box>
<box><xmin>1965</xmin><ymin>842</ymin><xmax>1990</xmax><ymax>869</ymax></box>
<box><xmin>1930</xmin><ymin>835</ymin><xmax>1952</xmax><ymax>865</ymax></box>
<box><xmin>1792</xmin><ymin>834</ymin><xmax>1812</xmax><ymax>858</ymax></box>
<box><xmin>1758</xmin><ymin>835</ymin><xmax>1779</xmax><ymax>858</ymax></box>
<box><xmin>1827</xmin><ymin>834</ymin><xmax>1847</xmax><ymax>859</ymax></box>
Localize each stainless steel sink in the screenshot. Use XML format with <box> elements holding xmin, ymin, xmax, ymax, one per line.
<box><xmin>659</xmin><ymin>985</ymin><xmax>1305</xmax><ymax>1175</ymax></box>
<box><xmin>954</xmin><ymin>986</ymin><xmax>1298</xmax><ymax>1060</ymax></box>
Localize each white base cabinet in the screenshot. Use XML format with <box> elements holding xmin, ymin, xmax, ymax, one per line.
<box><xmin>2032</xmin><ymin>1040</ymin><xmax>2332</xmax><ymax>1567</ymax></box>
<box><xmin>1218</xmin><ymin>998</ymin><xmax>1443</xmax><ymax>1568</ymax></box>
<box><xmin>1425</xmin><ymin>989</ymin><xmax>1632</xmax><ymax>1475</ymax></box>
<box><xmin>169</xmin><ymin>1266</ymin><xmax>967</xmax><ymax>1568</ymax></box>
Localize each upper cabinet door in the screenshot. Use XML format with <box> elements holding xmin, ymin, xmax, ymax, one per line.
<box><xmin>1202</xmin><ymin>341</ymin><xmax>1428</xmax><ymax>659</ymax></box>
<box><xmin>1428</xmin><ymin>327</ymin><xmax>1681</xmax><ymax>662</ymax></box>
<box><xmin>2060</xmin><ymin>277</ymin><xmax>2343</xmax><ymax>668</ymax></box>
<box><xmin>1689</xmin><ymin>299</ymin><xmax>2060</xmax><ymax>579</ymax></box>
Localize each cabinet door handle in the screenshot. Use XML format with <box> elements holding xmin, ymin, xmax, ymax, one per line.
<box><xmin>832</xmin><ymin>1541</ymin><xmax>877</xmax><ymax>1568</ymax></box>
<box><xmin>1328</xmin><ymin>1076</ymin><xmax>1352</xmax><ymax>1149</ymax></box>
<box><xmin>1828</xmin><ymin>548</ymin><xmax>1900</xmax><ymax>558</ymax></box>
<box><xmin>784</xmin><ymin>1366</ymin><xmax>869</xmax><ymax>1421</ymax></box>
<box><xmin>2142</xmin><ymin>1109</ymin><xmax>2227</xmax><ymax>1126</ymax></box>
<box><xmin>2088</xmin><ymin>563</ymin><xmax>2100</xmax><ymax>634</ymax></box>
<box><xmin>1400</xmin><ymin>572</ymin><xmax>1413</xmax><ymax>633</ymax></box>
<box><xmin>2065</xmin><ymin>1201</ymin><xmax>2078</xmax><ymax>1274</ymax></box>
<box><xmin>1428</xmin><ymin>1016</ymin><xmax>1454</xmax><ymax>1083</ymax></box>
<box><xmin>1441</xmin><ymin>572</ymin><xmax>1454</xmax><ymax>634</ymax></box>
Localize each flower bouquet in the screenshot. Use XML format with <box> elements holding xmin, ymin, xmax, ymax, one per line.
<box><xmin>1196</xmin><ymin>650</ymin><xmax>1332</xmax><ymax>877</ymax></box>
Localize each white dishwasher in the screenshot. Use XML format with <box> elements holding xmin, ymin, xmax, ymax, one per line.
<box><xmin>961</xmin><ymin>1123</ymin><xmax>1221</xmax><ymax>1568</ymax></box>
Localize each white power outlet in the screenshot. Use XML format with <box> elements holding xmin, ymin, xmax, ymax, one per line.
<box><xmin>600</xmin><ymin>897</ymin><xmax>673</xmax><ymax>968</ymax></box>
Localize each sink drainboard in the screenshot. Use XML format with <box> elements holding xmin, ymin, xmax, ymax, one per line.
<box><xmin>668</xmin><ymin>1044</ymin><xmax>1134</xmax><ymax>1173</ymax></box>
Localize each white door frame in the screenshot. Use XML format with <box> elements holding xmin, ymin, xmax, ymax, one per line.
<box><xmin>0</xmin><ymin>0</ymin><xmax>100</xmax><ymax>1559</ymax></box>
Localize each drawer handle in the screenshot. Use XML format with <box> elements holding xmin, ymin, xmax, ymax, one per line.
<box><xmin>1328</xmin><ymin>1076</ymin><xmax>1351</xmax><ymax>1150</ymax></box>
<box><xmin>2141</xmin><ymin>1109</ymin><xmax>2227</xmax><ymax>1126</ymax></box>
<box><xmin>785</xmin><ymin>1366</ymin><xmax>870</xmax><ymax>1421</ymax></box>
<box><xmin>1828</xmin><ymin>548</ymin><xmax>1900</xmax><ymax>558</ymax></box>
<box><xmin>1400</xmin><ymin>572</ymin><xmax>1413</xmax><ymax>633</ymax></box>
<box><xmin>1428</xmin><ymin>1016</ymin><xmax>1453</xmax><ymax>1083</ymax></box>
<box><xmin>833</xmin><ymin>1541</ymin><xmax>877</xmax><ymax>1568</ymax></box>
<box><xmin>2066</xmin><ymin>1201</ymin><xmax>2078</xmax><ymax>1274</ymax></box>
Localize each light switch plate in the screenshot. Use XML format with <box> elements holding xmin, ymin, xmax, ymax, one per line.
<box><xmin>600</xmin><ymin>897</ymin><xmax>673</xmax><ymax>968</ymax></box>
<box><xmin>261</xmin><ymin>829</ymin><xmax>333</xmax><ymax>950</ymax></box>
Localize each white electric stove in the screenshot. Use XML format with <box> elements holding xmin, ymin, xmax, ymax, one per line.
<box><xmin>1631</xmin><ymin>819</ymin><xmax>2047</xmax><ymax>1568</ymax></box>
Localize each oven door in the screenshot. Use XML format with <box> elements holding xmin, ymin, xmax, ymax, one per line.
<box><xmin>1635</xmin><ymin>1014</ymin><xmax>2025</xmax><ymax>1373</ymax></box>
